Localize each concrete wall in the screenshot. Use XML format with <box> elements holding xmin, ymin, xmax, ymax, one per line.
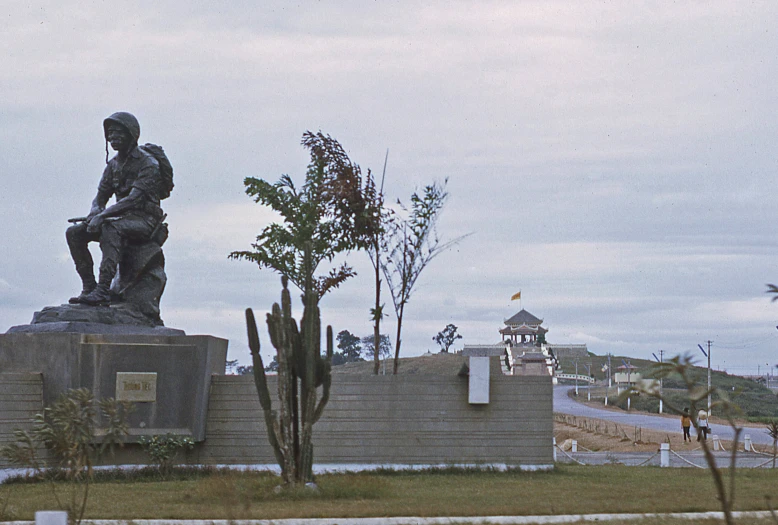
<box><xmin>547</xmin><ymin>344</ymin><xmax>588</xmax><ymax>359</ymax></box>
<box><xmin>0</xmin><ymin>356</ymin><xmax>552</xmax><ymax>469</ymax></box>
<box><xmin>0</xmin><ymin>333</ymin><xmax>227</xmax><ymax>441</ymax></box>
<box><xmin>0</xmin><ymin>373</ymin><xmax>43</xmax><ymax>468</ymax></box>
<box><xmin>200</xmin><ymin>357</ymin><xmax>553</xmax><ymax>468</ymax></box>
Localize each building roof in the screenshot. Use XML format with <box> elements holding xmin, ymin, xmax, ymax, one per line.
<box><xmin>504</xmin><ymin>309</ymin><xmax>543</xmax><ymax>327</ymax></box>
<box><xmin>499</xmin><ymin>325</ymin><xmax>548</xmax><ymax>336</ymax></box>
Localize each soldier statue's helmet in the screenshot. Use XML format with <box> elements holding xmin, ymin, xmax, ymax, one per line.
<box><xmin>103</xmin><ymin>112</ymin><xmax>140</xmax><ymax>143</ymax></box>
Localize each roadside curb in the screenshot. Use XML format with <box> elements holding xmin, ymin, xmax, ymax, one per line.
<box><xmin>3</xmin><ymin>511</ymin><xmax>776</xmax><ymax>525</ymax></box>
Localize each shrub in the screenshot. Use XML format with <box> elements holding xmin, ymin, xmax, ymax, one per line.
<box><xmin>0</xmin><ymin>388</ymin><xmax>131</xmax><ymax>525</ymax></box>
<box><xmin>138</xmin><ymin>434</ymin><xmax>195</xmax><ymax>477</ymax></box>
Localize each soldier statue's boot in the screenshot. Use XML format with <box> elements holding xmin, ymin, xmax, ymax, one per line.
<box><xmin>80</xmin><ymin>283</ymin><xmax>112</xmax><ymax>306</ymax></box>
<box><xmin>80</xmin><ymin>258</ymin><xmax>116</xmax><ymax>306</ymax></box>
<box><xmin>68</xmin><ymin>266</ymin><xmax>97</xmax><ymax>304</ymax></box>
<box><xmin>69</xmin><ymin>284</ymin><xmax>96</xmax><ymax>304</ymax></box>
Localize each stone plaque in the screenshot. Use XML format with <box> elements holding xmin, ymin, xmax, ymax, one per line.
<box><xmin>116</xmin><ymin>372</ymin><xmax>157</xmax><ymax>402</ymax></box>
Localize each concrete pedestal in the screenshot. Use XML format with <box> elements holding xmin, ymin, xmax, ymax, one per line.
<box><xmin>0</xmin><ymin>331</ymin><xmax>227</xmax><ymax>441</ymax></box>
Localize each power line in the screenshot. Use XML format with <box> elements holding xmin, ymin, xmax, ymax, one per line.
<box><xmin>713</xmin><ymin>331</ymin><xmax>778</xmax><ymax>350</ymax></box>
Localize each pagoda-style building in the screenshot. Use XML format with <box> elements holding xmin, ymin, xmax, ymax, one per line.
<box><xmin>500</xmin><ymin>309</ymin><xmax>548</xmax><ymax>347</ymax></box>
<box><xmin>463</xmin><ymin>306</ymin><xmax>587</xmax><ymax>380</ymax></box>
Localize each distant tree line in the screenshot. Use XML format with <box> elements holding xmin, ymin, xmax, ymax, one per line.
<box><xmin>228</xmin><ymin>323</ymin><xmax>464</xmax><ymax>374</ymax></box>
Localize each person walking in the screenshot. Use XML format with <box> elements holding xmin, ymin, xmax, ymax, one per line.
<box><xmin>697</xmin><ymin>409</ymin><xmax>709</xmax><ymax>442</ymax></box>
<box><xmin>681</xmin><ymin>408</ymin><xmax>692</xmax><ymax>442</ymax></box>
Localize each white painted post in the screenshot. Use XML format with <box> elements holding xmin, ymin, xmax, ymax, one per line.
<box><xmin>572</xmin><ymin>440</ymin><xmax>578</xmax><ymax>453</ymax></box>
<box><xmin>468</xmin><ymin>356</ymin><xmax>490</xmax><ymax>404</ymax></box>
<box><xmin>604</xmin><ymin>385</ymin><xmax>608</xmax><ymax>406</ymax></box>
<box><xmin>712</xmin><ymin>435</ymin><xmax>721</xmax><ymax>451</ymax></box>
<box><xmin>553</xmin><ymin>438</ymin><xmax>557</xmax><ymax>462</ymax></box>
<box><xmin>744</xmin><ymin>434</ymin><xmax>752</xmax><ymax>452</ymax></box>
<box><xmin>574</xmin><ymin>360</ymin><xmax>579</xmax><ymax>396</ymax></box>
<box><xmin>36</xmin><ymin>511</ymin><xmax>67</xmax><ymax>525</ymax></box>
<box><xmin>660</xmin><ymin>443</ymin><xmax>670</xmax><ymax>467</ymax></box>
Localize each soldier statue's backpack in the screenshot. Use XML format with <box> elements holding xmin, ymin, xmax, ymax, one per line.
<box><xmin>139</xmin><ymin>143</ymin><xmax>174</xmax><ymax>200</ymax></box>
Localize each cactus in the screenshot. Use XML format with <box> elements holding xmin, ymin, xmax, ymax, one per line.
<box><xmin>245</xmin><ymin>246</ymin><xmax>333</xmax><ymax>485</ymax></box>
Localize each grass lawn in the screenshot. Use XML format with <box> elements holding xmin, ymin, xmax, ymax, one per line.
<box><xmin>2</xmin><ymin>466</ymin><xmax>778</xmax><ymax>521</ymax></box>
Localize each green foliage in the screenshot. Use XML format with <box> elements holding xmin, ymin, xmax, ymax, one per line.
<box><xmin>232</xmin><ymin>131</ymin><xmax>377</xmax><ymax>483</ymax></box>
<box><xmin>0</xmin><ymin>482</ymin><xmax>15</xmax><ymax>521</ymax></box>
<box><xmin>264</xmin><ymin>355</ymin><xmax>279</xmax><ymax>372</ymax></box>
<box><xmin>766</xmin><ymin>421</ymin><xmax>778</xmax><ymax>469</ymax></box>
<box><xmin>7</xmin><ymin>467</ymin><xmax>778</xmax><ymax>520</ymax></box>
<box><xmin>360</xmin><ymin>334</ymin><xmax>392</xmax><ymax>361</ymax></box>
<box><xmin>647</xmin><ymin>368</ymin><xmax>778</xmax><ymax>419</ymax></box>
<box><xmin>225</xmin><ymin>359</ymin><xmax>239</xmax><ymax>374</ymax></box>
<box><xmin>0</xmin><ymin>388</ymin><xmax>131</xmax><ymax>477</ymax></box>
<box><xmin>748</xmin><ymin>416</ymin><xmax>778</xmax><ymax>424</ymax></box>
<box><xmin>2</xmin><ymin>465</ymin><xmax>222</xmax><ymax>485</ymax></box>
<box><xmin>333</xmin><ymin>330</ymin><xmax>363</xmax><ymax>365</ymax></box>
<box><xmin>433</xmin><ymin>324</ymin><xmax>462</xmax><ymax>353</ymax></box>
<box><xmin>138</xmin><ymin>434</ymin><xmax>195</xmax><ymax>477</ymax></box>
<box><xmin>236</xmin><ymin>365</ymin><xmax>254</xmax><ymax>375</ymax></box>
<box><xmin>382</xmin><ymin>179</ymin><xmax>467</xmax><ymax>373</ymax></box>
<box><xmin>560</xmin><ymin>353</ymin><xmax>778</xmax><ymax>419</ymax></box>
<box><xmin>0</xmin><ymin>388</ymin><xmax>131</xmax><ymax>525</ymax></box>
<box><xmin>230</xmin><ymin>131</ymin><xmax>380</xmax><ymax>298</ymax></box>
<box><xmin>369</xmin><ymin>304</ymin><xmax>386</xmax><ymax>323</ymax></box>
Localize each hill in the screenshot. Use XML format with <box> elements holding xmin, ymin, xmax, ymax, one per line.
<box><xmin>331</xmin><ymin>352</ymin><xmax>777</xmax><ymax>420</ymax></box>
<box><xmin>556</xmin><ymin>353</ymin><xmax>778</xmax><ymax>421</ymax></box>
<box><xmin>331</xmin><ymin>352</ymin><xmax>466</xmax><ymax>375</ymax></box>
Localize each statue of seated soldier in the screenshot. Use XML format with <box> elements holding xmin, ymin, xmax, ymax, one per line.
<box><xmin>65</xmin><ymin>112</ymin><xmax>173</xmax><ymax>325</ymax></box>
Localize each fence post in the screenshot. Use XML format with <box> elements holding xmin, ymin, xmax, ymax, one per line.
<box><xmin>712</xmin><ymin>435</ymin><xmax>721</xmax><ymax>451</ymax></box>
<box><xmin>36</xmin><ymin>512</ymin><xmax>67</xmax><ymax>525</ymax></box>
<box><xmin>660</xmin><ymin>443</ymin><xmax>670</xmax><ymax>467</ymax></box>
<box><xmin>572</xmin><ymin>440</ymin><xmax>578</xmax><ymax>453</ymax></box>
<box><xmin>553</xmin><ymin>437</ymin><xmax>557</xmax><ymax>462</ymax></box>
<box><xmin>744</xmin><ymin>434</ymin><xmax>752</xmax><ymax>452</ymax></box>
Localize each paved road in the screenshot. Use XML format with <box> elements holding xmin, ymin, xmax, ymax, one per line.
<box><xmin>554</xmin><ymin>385</ymin><xmax>773</xmax><ymax>446</ymax></box>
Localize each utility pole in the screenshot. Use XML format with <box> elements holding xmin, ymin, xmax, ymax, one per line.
<box><xmin>627</xmin><ymin>361</ymin><xmax>631</xmax><ymax>411</ymax></box>
<box><xmin>698</xmin><ymin>341</ymin><xmax>712</xmax><ymax>417</ymax></box>
<box><xmin>603</xmin><ymin>360</ymin><xmax>609</xmax><ymax>406</ymax></box>
<box><xmin>706</xmin><ymin>341</ymin><xmax>711</xmax><ymax>417</ymax></box>
<box><xmin>621</xmin><ymin>358</ymin><xmax>633</xmax><ymax>411</ymax></box>
<box><xmin>605</xmin><ymin>352</ymin><xmax>611</xmax><ymax>406</ymax></box>
<box><xmin>574</xmin><ymin>359</ymin><xmax>579</xmax><ymax>396</ymax></box>
<box><xmin>652</xmin><ymin>350</ymin><xmax>664</xmax><ymax>414</ymax></box>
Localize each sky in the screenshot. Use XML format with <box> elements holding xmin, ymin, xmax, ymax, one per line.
<box><xmin>2</xmin><ymin>1</ymin><xmax>777</xmax><ymax>376</ymax></box>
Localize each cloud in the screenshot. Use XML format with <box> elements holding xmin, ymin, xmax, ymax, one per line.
<box><xmin>1</xmin><ymin>1</ymin><xmax>777</xmax><ymax>375</ymax></box>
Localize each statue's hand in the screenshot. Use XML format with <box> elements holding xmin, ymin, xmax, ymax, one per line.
<box><xmin>86</xmin><ymin>215</ymin><xmax>104</xmax><ymax>233</ymax></box>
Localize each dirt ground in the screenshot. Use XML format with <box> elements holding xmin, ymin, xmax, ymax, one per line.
<box><xmin>555</xmin><ymin>417</ymin><xmax>689</xmax><ymax>452</ymax></box>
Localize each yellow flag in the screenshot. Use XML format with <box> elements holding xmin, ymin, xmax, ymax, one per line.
<box><xmin>511</xmin><ymin>291</ymin><xmax>521</xmax><ymax>301</ymax></box>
